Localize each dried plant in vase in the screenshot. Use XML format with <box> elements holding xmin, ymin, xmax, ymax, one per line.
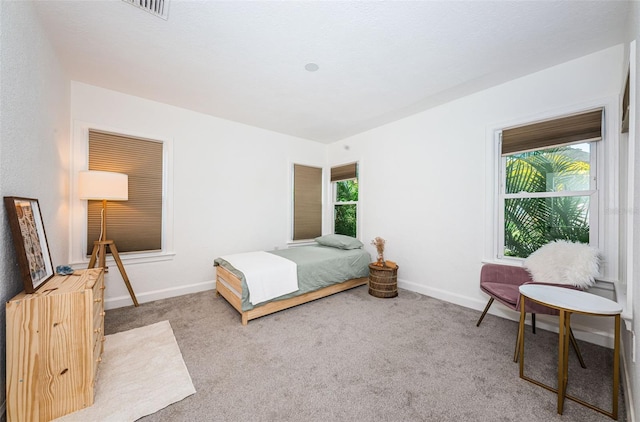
<box><xmin>371</xmin><ymin>237</ymin><xmax>386</xmax><ymax>267</ymax></box>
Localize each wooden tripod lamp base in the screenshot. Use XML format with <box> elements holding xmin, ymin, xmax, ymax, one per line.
<box><xmin>88</xmin><ymin>240</ymin><xmax>139</xmax><ymax>307</ymax></box>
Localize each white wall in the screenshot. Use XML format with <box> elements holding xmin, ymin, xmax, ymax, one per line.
<box><xmin>625</xmin><ymin>1</ymin><xmax>640</xmax><ymax>419</ymax></box>
<box><xmin>0</xmin><ymin>0</ymin><xmax>70</xmax><ymax>412</ymax></box>
<box><xmin>329</xmin><ymin>45</ymin><xmax>625</xmax><ymax>343</ymax></box>
<box><xmin>69</xmin><ymin>82</ymin><xmax>326</xmax><ymax>308</ymax></box>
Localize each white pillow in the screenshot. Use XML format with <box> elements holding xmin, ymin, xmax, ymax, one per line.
<box><xmin>524</xmin><ymin>240</ymin><xmax>600</xmax><ymax>289</ymax></box>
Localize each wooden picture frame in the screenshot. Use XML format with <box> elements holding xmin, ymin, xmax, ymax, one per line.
<box><xmin>4</xmin><ymin>197</ymin><xmax>54</xmax><ymax>293</ymax></box>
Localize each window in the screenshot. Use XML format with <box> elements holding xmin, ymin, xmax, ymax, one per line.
<box><xmin>87</xmin><ymin>129</ymin><xmax>163</xmax><ymax>254</ymax></box>
<box><xmin>331</xmin><ymin>162</ymin><xmax>358</xmax><ymax>238</ymax></box>
<box><xmin>292</xmin><ymin>164</ymin><xmax>322</xmax><ymax>240</ymax></box>
<box><xmin>498</xmin><ymin>109</ymin><xmax>602</xmax><ymax>258</ymax></box>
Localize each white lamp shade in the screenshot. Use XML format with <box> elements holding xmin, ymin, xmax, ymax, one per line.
<box><xmin>78</xmin><ymin>170</ymin><xmax>128</xmax><ymax>200</ymax></box>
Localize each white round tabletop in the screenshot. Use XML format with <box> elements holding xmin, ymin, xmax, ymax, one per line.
<box><xmin>519</xmin><ymin>284</ymin><xmax>622</xmax><ymax>315</ymax></box>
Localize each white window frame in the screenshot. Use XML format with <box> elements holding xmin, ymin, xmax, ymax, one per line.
<box><xmin>497</xmin><ymin>139</ymin><xmax>599</xmax><ymax>260</ymax></box>
<box><xmin>331</xmin><ymin>177</ymin><xmax>359</xmax><ymax>238</ymax></box>
<box><xmin>70</xmin><ymin>121</ymin><xmax>175</xmax><ymax>266</ymax></box>
<box><xmin>485</xmin><ymin>99</ymin><xmax>618</xmax><ymax>283</ymax></box>
<box><xmin>617</xmin><ymin>40</ymin><xmax>636</xmax><ymax>325</ymax></box>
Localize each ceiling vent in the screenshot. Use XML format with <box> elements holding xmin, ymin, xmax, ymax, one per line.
<box><xmin>122</xmin><ymin>0</ymin><xmax>169</xmax><ymax>20</ymax></box>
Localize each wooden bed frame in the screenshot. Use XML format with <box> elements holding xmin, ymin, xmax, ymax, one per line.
<box><xmin>215</xmin><ymin>265</ymin><xmax>368</xmax><ymax>325</ymax></box>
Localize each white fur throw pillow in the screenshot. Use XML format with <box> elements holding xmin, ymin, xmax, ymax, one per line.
<box><xmin>524</xmin><ymin>240</ymin><xmax>600</xmax><ymax>288</ymax></box>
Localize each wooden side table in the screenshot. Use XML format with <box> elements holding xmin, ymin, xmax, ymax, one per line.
<box><xmin>6</xmin><ymin>268</ymin><xmax>106</xmax><ymax>422</ymax></box>
<box><xmin>368</xmin><ymin>263</ymin><xmax>398</xmax><ymax>298</ymax></box>
<box><xmin>518</xmin><ymin>284</ymin><xmax>622</xmax><ymax>419</ymax></box>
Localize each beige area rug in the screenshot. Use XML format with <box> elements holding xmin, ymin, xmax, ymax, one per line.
<box><xmin>55</xmin><ymin>320</ymin><xmax>196</xmax><ymax>422</ymax></box>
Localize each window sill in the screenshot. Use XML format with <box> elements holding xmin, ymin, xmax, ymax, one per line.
<box><xmin>70</xmin><ymin>251</ymin><xmax>176</xmax><ymax>269</ymax></box>
<box><xmin>287</xmin><ymin>240</ymin><xmax>316</xmax><ymax>248</ymax></box>
<box><xmin>613</xmin><ymin>280</ymin><xmax>633</xmax><ymax>330</ymax></box>
<box><xmin>481</xmin><ymin>257</ymin><xmax>525</xmax><ymax>267</ymax></box>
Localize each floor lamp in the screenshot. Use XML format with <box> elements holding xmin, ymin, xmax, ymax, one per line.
<box><xmin>78</xmin><ymin>170</ymin><xmax>139</xmax><ymax>307</ymax></box>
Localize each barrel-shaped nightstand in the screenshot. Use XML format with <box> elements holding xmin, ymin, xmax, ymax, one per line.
<box><xmin>368</xmin><ymin>263</ymin><xmax>398</xmax><ymax>298</ymax></box>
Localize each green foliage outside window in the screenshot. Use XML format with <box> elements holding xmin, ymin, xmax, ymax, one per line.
<box><xmin>336</xmin><ymin>179</ymin><xmax>358</xmax><ymax>202</ymax></box>
<box><xmin>504</xmin><ymin>145</ymin><xmax>590</xmax><ymax>258</ymax></box>
<box><xmin>334</xmin><ymin>180</ymin><xmax>358</xmax><ymax>237</ymax></box>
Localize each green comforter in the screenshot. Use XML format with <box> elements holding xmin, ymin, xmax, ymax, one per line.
<box><xmin>214</xmin><ymin>245</ymin><xmax>371</xmax><ymax>311</ymax></box>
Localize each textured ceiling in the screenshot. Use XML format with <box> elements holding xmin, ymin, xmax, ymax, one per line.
<box><xmin>34</xmin><ymin>1</ymin><xmax>629</xmax><ymax>143</ymax></box>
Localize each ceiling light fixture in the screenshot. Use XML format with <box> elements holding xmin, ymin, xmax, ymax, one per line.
<box><xmin>305</xmin><ymin>63</ymin><xmax>319</xmax><ymax>72</ymax></box>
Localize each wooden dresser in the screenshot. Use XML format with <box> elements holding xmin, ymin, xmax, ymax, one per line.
<box><xmin>6</xmin><ymin>268</ymin><xmax>106</xmax><ymax>422</ymax></box>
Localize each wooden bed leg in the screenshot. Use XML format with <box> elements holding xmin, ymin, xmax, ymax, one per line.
<box><xmin>215</xmin><ymin>289</ymin><xmax>221</xmax><ymax>297</ymax></box>
<box><xmin>241</xmin><ymin>314</ymin><xmax>248</xmax><ymax>326</ymax></box>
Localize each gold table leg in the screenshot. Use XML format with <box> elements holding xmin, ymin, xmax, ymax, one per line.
<box><xmin>557</xmin><ymin>311</ymin><xmax>572</xmax><ymax>414</ymax></box>
<box><xmin>518</xmin><ymin>294</ymin><xmax>526</xmax><ymax>377</ymax></box>
<box><xmin>518</xmin><ymin>293</ymin><xmax>620</xmax><ymax>420</ymax></box>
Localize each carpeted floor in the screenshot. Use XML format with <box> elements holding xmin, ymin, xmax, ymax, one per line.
<box><xmin>105</xmin><ymin>286</ymin><xmax>626</xmax><ymax>421</ymax></box>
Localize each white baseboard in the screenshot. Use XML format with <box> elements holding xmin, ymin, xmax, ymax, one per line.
<box><xmin>621</xmin><ymin>338</ymin><xmax>636</xmax><ymax>422</ymax></box>
<box><xmin>398</xmin><ymin>278</ymin><xmax>615</xmax><ymax>349</ymax></box>
<box><xmin>104</xmin><ymin>279</ymin><xmax>216</xmax><ymax>310</ymax></box>
<box><xmin>106</xmin><ymin>276</ymin><xmax>618</xmax><ymax>348</ymax></box>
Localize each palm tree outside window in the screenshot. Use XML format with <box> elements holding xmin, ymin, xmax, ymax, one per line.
<box><xmin>498</xmin><ymin>108</ymin><xmax>602</xmax><ymax>259</ymax></box>
<box><xmin>501</xmin><ymin>143</ymin><xmax>596</xmax><ymax>258</ymax></box>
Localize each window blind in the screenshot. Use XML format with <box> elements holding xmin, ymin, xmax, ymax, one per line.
<box><xmin>501</xmin><ymin>108</ymin><xmax>603</xmax><ymax>156</ymax></box>
<box><xmin>330</xmin><ymin>162</ymin><xmax>357</xmax><ymax>182</ymax></box>
<box><xmin>293</xmin><ymin>164</ymin><xmax>322</xmax><ymax>240</ymax></box>
<box><xmin>87</xmin><ymin>129</ymin><xmax>163</xmax><ymax>254</ymax></box>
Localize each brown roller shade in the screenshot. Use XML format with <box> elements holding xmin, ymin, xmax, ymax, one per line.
<box><xmin>502</xmin><ymin>108</ymin><xmax>603</xmax><ymax>156</ymax></box>
<box><xmin>293</xmin><ymin>164</ymin><xmax>322</xmax><ymax>241</ymax></box>
<box><xmin>331</xmin><ymin>162</ymin><xmax>357</xmax><ymax>182</ymax></box>
<box><xmin>87</xmin><ymin>129</ymin><xmax>163</xmax><ymax>254</ymax></box>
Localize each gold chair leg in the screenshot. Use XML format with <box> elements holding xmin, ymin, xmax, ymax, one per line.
<box><xmin>476</xmin><ymin>297</ymin><xmax>494</xmax><ymax>327</ymax></box>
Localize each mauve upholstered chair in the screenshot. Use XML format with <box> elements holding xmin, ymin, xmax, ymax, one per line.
<box><xmin>476</xmin><ymin>263</ymin><xmax>585</xmax><ymax>366</ymax></box>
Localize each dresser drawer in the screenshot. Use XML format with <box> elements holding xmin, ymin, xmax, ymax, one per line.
<box><xmin>91</xmin><ymin>270</ymin><xmax>105</xmax><ymax>374</ymax></box>
<box><xmin>92</xmin><ymin>331</ymin><xmax>104</xmax><ymax>380</ymax></box>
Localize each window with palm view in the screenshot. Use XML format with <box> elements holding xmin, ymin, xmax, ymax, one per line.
<box><xmin>501</xmin><ymin>142</ymin><xmax>596</xmax><ymax>258</ymax></box>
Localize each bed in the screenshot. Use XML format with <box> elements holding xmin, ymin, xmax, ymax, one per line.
<box><xmin>214</xmin><ymin>235</ymin><xmax>371</xmax><ymax>325</ymax></box>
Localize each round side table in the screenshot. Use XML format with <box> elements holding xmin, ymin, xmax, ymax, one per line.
<box><xmin>368</xmin><ymin>263</ymin><xmax>398</xmax><ymax>298</ymax></box>
<box><xmin>518</xmin><ymin>284</ymin><xmax>622</xmax><ymax>419</ymax></box>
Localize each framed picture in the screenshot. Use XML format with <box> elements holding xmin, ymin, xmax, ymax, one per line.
<box><xmin>4</xmin><ymin>197</ymin><xmax>54</xmax><ymax>293</ymax></box>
